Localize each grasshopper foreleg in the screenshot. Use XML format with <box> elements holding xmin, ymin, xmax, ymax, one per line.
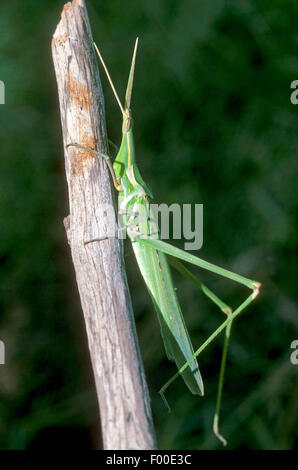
<box><xmin>66</xmin><ymin>142</ymin><xmax>122</xmax><ymax>190</ymax></box>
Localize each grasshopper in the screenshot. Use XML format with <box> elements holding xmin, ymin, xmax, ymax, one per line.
<box><xmin>68</xmin><ymin>39</ymin><xmax>261</xmax><ymax>445</ymax></box>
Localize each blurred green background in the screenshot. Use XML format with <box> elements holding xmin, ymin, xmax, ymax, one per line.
<box><xmin>0</xmin><ymin>0</ymin><xmax>297</xmax><ymax>450</ymax></box>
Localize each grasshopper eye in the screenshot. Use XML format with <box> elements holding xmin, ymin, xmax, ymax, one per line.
<box><xmin>124</xmin><ymin>117</ymin><xmax>132</xmax><ymax>132</ymax></box>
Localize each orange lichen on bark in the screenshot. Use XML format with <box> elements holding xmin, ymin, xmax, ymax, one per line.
<box><xmin>69</xmin><ymin>130</ymin><xmax>97</xmax><ymax>176</ymax></box>
<box><xmin>67</xmin><ymin>72</ymin><xmax>89</xmax><ymax>112</ymax></box>
<box><xmin>51</xmin><ymin>33</ymin><xmax>69</xmax><ymax>45</ymax></box>
<box><xmin>63</xmin><ymin>2</ymin><xmax>72</xmax><ymax>13</ymax></box>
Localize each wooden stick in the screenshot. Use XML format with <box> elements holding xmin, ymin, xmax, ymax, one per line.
<box><xmin>52</xmin><ymin>0</ymin><xmax>156</xmax><ymax>450</ymax></box>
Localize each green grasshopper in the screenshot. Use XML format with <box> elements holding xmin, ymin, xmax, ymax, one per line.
<box><xmin>68</xmin><ymin>38</ymin><xmax>261</xmax><ymax>446</ymax></box>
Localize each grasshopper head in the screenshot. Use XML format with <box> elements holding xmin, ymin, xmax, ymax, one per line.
<box><xmin>122</xmin><ymin>37</ymin><xmax>138</xmax><ymax>134</ymax></box>
<box><xmin>124</xmin><ymin>37</ymin><xmax>138</xmax><ymax>111</ymax></box>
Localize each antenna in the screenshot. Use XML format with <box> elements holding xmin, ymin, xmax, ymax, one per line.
<box><xmin>93</xmin><ymin>42</ymin><xmax>125</xmax><ymax>115</ymax></box>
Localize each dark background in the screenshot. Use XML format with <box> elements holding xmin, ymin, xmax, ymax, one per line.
<box><xmin>0</xmin><ymin>0</ymin><xmax>297</xmax><ymax>450</ymax></box>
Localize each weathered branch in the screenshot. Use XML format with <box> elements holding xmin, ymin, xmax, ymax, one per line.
<box><xmin>52</xmin><ymin>0</ymin><xmax>156</xmax><ymax>450</ymax></box>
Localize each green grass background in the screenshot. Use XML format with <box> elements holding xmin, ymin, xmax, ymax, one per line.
<box><xmin>0</xmin><ymin>0</ymin><xmax>297</xmax><ymax>449</ymax></box>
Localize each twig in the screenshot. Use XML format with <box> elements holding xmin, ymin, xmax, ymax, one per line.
<box><xmin>52</xmin><ymin>0</ymin><xmax>156</xmax><ymax>450</ymax></box>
